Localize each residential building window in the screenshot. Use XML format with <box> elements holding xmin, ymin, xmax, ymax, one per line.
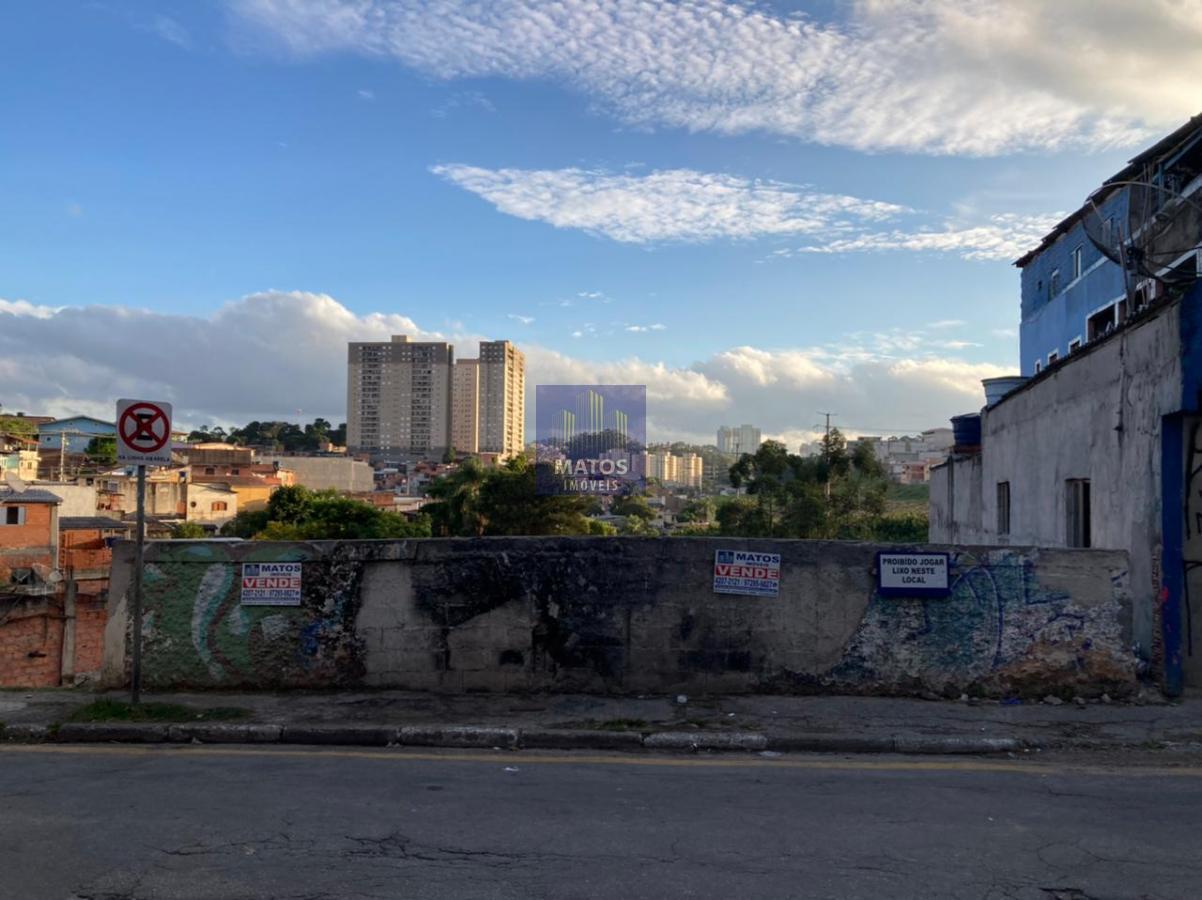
<box><xmin>1072</xmin><ymin>245</ymin><xmax>1083</xmax><ymax>280</ymax></box>
<box><xmin>1069</xmin><ymin>338</ymin><xmax>1082</xmax><ymax>354</ymax></box>
<box><xmin>1047</xmin><ymin>351</ymin><xmax>1059</xmax><ymax>366</ymax></box>
<box><xmin>996</xmin><ymin>482</ymin><xmax>1011</xmax><ymax>536</ymax></box>
<box><xmin>1066</xmin><ymin>479</ymin><xmax>1091</xmax><ymax>548</ymax></box>
<box><xmin>210</xmin><ymin>501</ymin><xmax>228</xmax><ymax>512</ymax></box>
<box><xmin>3</xmin><ymin>506</ymin><xmax>25</xmax><ymax>525</ymax></box>
<box><xmin>1034</xmin><ymin>360</ymin><xmax>1042</xmax><ymax>374</ymax></box>
<box><xmin>1049</xmin><ymin>268</ymin><xmax>1061</xmax><ymax>299</ymax></box>
<box><xmin>204</xmin><ymin>467</ymin><xmax>215</xmax><ymax>475</ymax></box>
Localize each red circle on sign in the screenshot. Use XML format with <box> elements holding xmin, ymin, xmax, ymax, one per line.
<box><xmin>119</xmin><ymin>403</ymin><xmax>171</xmax><ymax>454</ymax></box>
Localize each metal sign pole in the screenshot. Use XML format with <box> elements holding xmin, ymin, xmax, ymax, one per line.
<box><xmin>131</xmin><ymin>463</ymin><xmax>146</xmax><ymax>704</ymax></box>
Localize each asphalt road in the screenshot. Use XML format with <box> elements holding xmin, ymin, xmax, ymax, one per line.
<box><xmin>2</xmin><ymin>746</ymin><xmax>1201</xmax><ymax>900</ymax></box>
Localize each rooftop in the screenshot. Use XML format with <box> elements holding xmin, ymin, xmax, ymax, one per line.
<box><xmin>0</xmin><ymin>487</ymin><xmax>62</xmax><ymax>505</ymax></box>
<box><xmin>1013</xmin><ymin>112</ymin><xmax>1202</xmax><ymax>268</ymax></box>
<box><xmin>60</xmin><ymin>516</ymin><xmax>131</xmax><ymax>531</ymax></box>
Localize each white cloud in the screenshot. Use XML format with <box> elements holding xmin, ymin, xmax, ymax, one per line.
<box><xmin>433</xmin><ymin>164</ymin><xmax>906</xmax><ymax>243</ymax></box>
<box><xmin>0</xmin><ymin>292</ymin><xmax>1009</xmax><ymax>443</ymax></box>
<box><xmin>507</xmin><ymin>313</ymin><xmax>535</xmax><ymax>325</ymax></box>
<box><xmin>625</xmin><ymin>323</ymin><xmax>667</xmax><ymax>333</ymax></box>
<box><xmin>229</xmin><ymin>0</ymin><xmax>1202</xmax><ymax>155</ymax></box>
<box><xmin>0</xmin><ymin>299</ymin><xmax>62</xmax><ymax>319</ymax></box>
<box><xmin>791</xmin><ymin>213</ymin><xmax>1067</xmax><ymax>262</ymax></box>
<box><xmin>147</xmin><ymin>14</ymin><xmax>190</xmax><ymax>48</ymax></box>
<box><xmin>357</xmin><ymin>88</ymin><xmax>375</xmax><ymax>101</ymax></box>
<box><xmin>433</xmin><ymin>163</ymin><xmax>1058</xmax><ymax>258</ymax></box>
<box><xmin>927</xmin><ymin>319</ymin><xmax>966</xmax><ymax>329</ymax></box>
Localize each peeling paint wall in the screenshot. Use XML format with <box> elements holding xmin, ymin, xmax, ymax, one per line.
<box><xmin>103</xmin><ymin>538</ymin><xmax>1137</xmax><ymax>697</ymax></box>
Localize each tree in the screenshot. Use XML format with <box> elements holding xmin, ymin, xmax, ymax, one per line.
<box><xmin>171</xmin><ymin>522</ymin><xmax>208</xmax><ymax>539</ymax></box>
<box><xmin>426</xmin><ymin>459</ymin><xmax>488</xmax><ymax>536</ymax></box>
<box><xmin>720</xmin><ymin>436</ymin><xmax>899</xmax><ymax>541</ymax></box>
<box><xmin>424</xmin><ymin>455</ymin><xmax>595</xmax><ymax>536</ymax></box>
<box><xmin>676</xmin><ymin>498</ymin><xmax>714</xmax><ymax>524</ymax></box>
<box><xmin>221</xmin><ymin>487</ymin><xmax>431</xmax><ymax>540</ymax></box>
<box><xmin>610</xmin><ymin>493</ymin><xmax>655</xmax><ymax>520</ymax></box>
<box><xmin>84</xmin><ymin>436</ymin><xmax>117</xmax><ymax>466</ymax></box>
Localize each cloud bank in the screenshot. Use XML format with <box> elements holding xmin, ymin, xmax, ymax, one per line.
<box><xmin>230</xmin><ymin>0</ymin><xmax>1202</xmax><ymax>155</ymax></box>
<box><xmin>0</xmin><ymin>291</ymin><xmax>1005</xmax><ymax>443</ymax></box>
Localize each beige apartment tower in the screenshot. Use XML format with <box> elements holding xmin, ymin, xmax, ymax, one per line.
<box><xmin>451</xmin><ymin>359</ymin><xmax>480</xmax><ymax>454</ymax></box>
<box><xmin>477</xmin><ymin>340</ymin><xmax>526</xmax><ymax>458</ymax></box>
<box><xmin>346</xmin><ymin>335</ymin><xmax>454</xmax><ymax>455</ymax></box>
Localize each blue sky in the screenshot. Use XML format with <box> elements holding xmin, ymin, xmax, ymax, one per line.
<box><xmin>1</xmin><ymin>1</ymin><xmax>1198</xmax><ymax>442</ymax></box>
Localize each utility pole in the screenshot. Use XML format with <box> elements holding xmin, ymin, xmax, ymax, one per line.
<box><xmin>59</xmin><ymin>431</ymin><xmax>66</xmax><ymax>482</ymax></box>
<box><xmin>817</xmin><ymin>411</ymin><xmax>836</xmax><ymax>499</ymax></box>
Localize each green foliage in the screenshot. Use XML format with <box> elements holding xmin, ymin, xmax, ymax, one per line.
<box><xmin>610</xmin><ymin>493</ymin><xmax>655</xmax><ymax>520</ymax></box>
<box><xmin>0</xmin><ymin>416</ymin><xmax>35</xmax><ymax>436</ymax></box>
<box><xmin>68</xmin><ymin>700</ymin><xmax>247</xmax><ymax>723</ymax></box>
<box><xmin>84</xmin><ymin>435</ymin><xmax>117</xmax><ymax>465</ymax></box>
<box><xmin>426</xmin><ymin>455</ymin><xmax>595</xmax><ymax>536</ymax></box>
<box><xmin>170</xmin><ymin>522</ymin><xmax>209</xmax><ymax>539</ymax></box>
<box><xmin>872</xmin><ymin>512</ymin><xmax>930</xmax><ymax>543</ymax></box>
<box><xmin>221</xmin><ymin>485</ymin><xmax>431</xmax><ymax>540</ymax></box>
<box><xmin>192</xmin><ymin>418</ymin><xmax>343</xmax><ymax>452</ymax></box>
<box><xmin>676</xmin><ymin>498</ymin><xmax>714</xmax><ymax>523</ymax></box>
<box><xmin>719</xmin><ymin>438</ymin><xmax>912</xmax><ymax>541</ymax></box>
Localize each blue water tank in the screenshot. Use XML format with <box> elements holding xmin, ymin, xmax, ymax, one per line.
<box><xmin>950</xmin><ymin>413</ymin><xmax>982</xmax><ymax>446</ymax></box>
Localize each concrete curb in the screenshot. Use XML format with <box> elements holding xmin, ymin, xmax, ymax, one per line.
<box><xmin>0</xmin><ymin>721</ymin><xmax>1037</xmax><ymax>755</ymax></box>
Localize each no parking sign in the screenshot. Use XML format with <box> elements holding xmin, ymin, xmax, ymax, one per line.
<box><xmin>116</xmin><ymin>399</ymin><xmax>174</xmax><ymax>466</ymax></box>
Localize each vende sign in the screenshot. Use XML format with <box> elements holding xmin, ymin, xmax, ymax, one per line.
<box><xmin>713</xmin><ymin>549</ymin><xmax>781</xmax><ymax>597</ymax></box>
<box><xmin>241</xmin><ymin>562</ymin><xmax>303</xmax><ymax>606</ymax></box>
<box><xmin>877</xmin><ymin>552</ymin><xmax>951</xmax><ymax>598</ymax></box>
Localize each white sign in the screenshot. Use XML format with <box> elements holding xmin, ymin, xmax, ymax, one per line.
<box><xmin>713</xmin><ymin>549</ymin><xmax>781</xmax><ymax>597</ymax></box>
<box><xmin>241</xmin><ymin>562</ymin><xmax>303</xmax><ymax>606</ymax></box>
<box><xmin>115</xmin><ymin>398</ymin><xmax>174</xmax><ymax>466</ymax></box>
<box><xmin>877</xmin><ymin>552</ymin><xmax>950</xmax><ymax>596</ymax></box>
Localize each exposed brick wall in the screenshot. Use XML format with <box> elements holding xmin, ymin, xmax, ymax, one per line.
<box><xmin>0</xmin><ymin>503</ymin><xmax>55</xmax><ymax>582</ymax></box>
<box><xmin>0</xmin><ymin>604</ymin><xmax>63</xmax><ymax>688</ymax></box>
<box><xmin>73</xmin><ymin>595</ymin><xmax>108</xmax><ymax>674</ymax></box>
<box><xmin>0</xmin><ymin>592</ymin><xmax>110</xmax><ymax>687</ymax></box>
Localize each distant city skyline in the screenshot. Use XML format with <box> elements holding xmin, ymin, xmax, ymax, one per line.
<box><xmin>2</xmin><ymin>2</ymin><xmax>1198</xmax><ymax>444</ymax></box>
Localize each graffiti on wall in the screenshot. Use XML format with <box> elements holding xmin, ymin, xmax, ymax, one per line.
<box><xmin>138</xmin><ymin>542</ymin><xmax>368</xmax><ymax>688</ymax></box>
<box><xmin>118</xmin><ymin>538</ymin><xmax>1136</xmax><ymax>696</ymax></box>
<box><xmin>828</xmin><ymin>550</ymin><xmax>1133</xmax><ymax>693</ymax></box>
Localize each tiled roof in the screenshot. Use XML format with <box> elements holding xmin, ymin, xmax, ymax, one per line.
<box><xmin>60</xmin><ymin>516</ymin><xmax>130</xmax><ymax>530</ymax></box>
<box><xmin>0</xmin><ymin>487</ymin><xmax>62</xmax><ymax>504</ymax></box>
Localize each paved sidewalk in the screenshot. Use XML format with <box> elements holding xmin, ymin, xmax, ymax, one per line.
<box><xmin>2</xmin><ymin>686</ymin><xmax>1200</xmax><ymax>754</ymax></box>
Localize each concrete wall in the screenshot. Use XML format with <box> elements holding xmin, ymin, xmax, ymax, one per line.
<box><xmin>103</xmin><ymin>538</ymin><xmax>1137</xmax><ymax>698</ymax></box>
<box><xmin>31</xmin><ymin>483</ymin><xmax>97</xmax><ymax>518</ymax></box>
<box><xmin>931</xmin><ymin>301</ymin><xmax>1182</xmax><ymax>673</ymax></box>
<box><xmin>258</xmin><ymin>455</ymin><xmax>374</xmax><ymax>493</ymax></box>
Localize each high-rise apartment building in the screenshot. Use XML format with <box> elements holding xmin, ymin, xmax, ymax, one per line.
<box><xmin>348</xmin><ymin>336</ymin><xmax>525</xmax><ymax>461</ymax></box>
<box><xmin>346</xmin><ymin>335</ymin><xmax>454</xmax><ymax>456</ymax></box>
<box><xmin>717</xmin><ymin>424</ymin><xmax>762</xmax><ymax>456</ymax></box>
<box><xmin>451</xmin><ymin>359</ymin><xmax>480</xmax><ymax>454</ymax></box>
<box><xmin>644</xmin><ymin>450</ymin><xmax>703</xmax><ymax>489</ymax></box>
<box><xmin>477</xmin><ymin>340</ymin><xmax>526</xmax><ymax>458</ymax></box>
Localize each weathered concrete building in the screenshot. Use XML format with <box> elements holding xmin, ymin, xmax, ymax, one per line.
<box><xmin>931</xmin><ymin>114</ymin><xmax>1202</xmax><ymax>692</ymax></box>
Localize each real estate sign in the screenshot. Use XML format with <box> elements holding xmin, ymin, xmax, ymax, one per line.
<box><xmin>713</xmin><ymin>549</ymin><xmax>781</xmax><ymax>597</ymax></box>
<box><xmin>876</xmin><ymin>552</ymin><xmax>951</xmax><ymax>598</ymax></box>
<box><xmin>240</xmin><ymin>562</ymin><xmax>303</xmax><ymax>606</ymax></box>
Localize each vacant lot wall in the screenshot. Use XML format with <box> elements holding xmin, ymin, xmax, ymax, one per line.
<box><xmin>103</xmin><ymin>538</ymin><xmax>1137</xmax><ymax>697</ymax></box>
